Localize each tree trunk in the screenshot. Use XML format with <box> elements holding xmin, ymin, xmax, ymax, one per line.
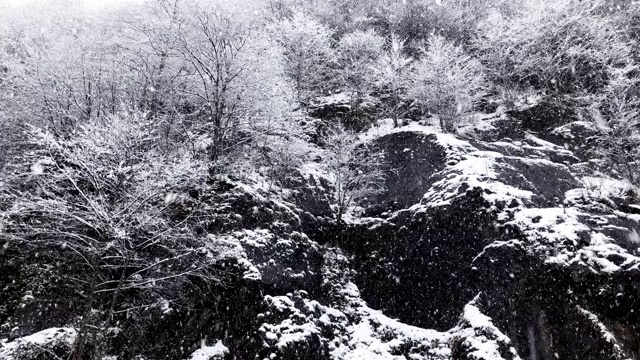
<box><xmin>72</xmin><ymin>264</ymin><xmax>99</xmax><ymax>360</ymax></box>
<box><xmin>392</xmin><ymin>89</ymin><xmax>399</xmax><ymax>128</ymax></box>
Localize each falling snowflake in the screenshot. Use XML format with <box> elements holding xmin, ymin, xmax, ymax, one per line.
<box><xmin>30</xmin><ymin>158</ymin><xmax>53</xmax><ymax>175</ymax></box>
<box><xmin>164</xmin><ymin>193</ymin><xmax>178</xmax><ymax>205</ymax></box>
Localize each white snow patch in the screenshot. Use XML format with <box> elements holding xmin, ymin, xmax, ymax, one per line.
<box><xmin>357</xmin><ymin>118</ymin><xmax>472</xmax><ymax>151</ymax></box>
<box><xmin>299</xmin><ymin>162</ymin><xmax>331</xmax><ymax>184</ymax></box>
<box><xmin>551</xmin><ymin>121</ymin><xmax>597</xmax><ymax>140</ymax></box>
<box><xmin>457</xmin><ymin>115</ymin><xmax>499</xmax><ymax>138</ymax></box>
<box><xmin>447</xmin><ymin>295</ymin><xmax>522</xmax><ymax>360</ymax></box>
<box><xmin>628</xmin><ymin>229</ymin><xmax>640</xmax><ymax>245</ymax></box>
<box><xmin>507</xmin><ymin>207</ymin><xmax>589</xmax><ymax>244</ymax></box>
<box><xmin>523</xmin><ymin>133</ymin><xmax>564</xmax><ymax>150</ymax></box>
<box><xmin>188</xmin><ymin>340</ymin><xmax>228</xmax><ymax>360</ymax></box>
<box><xmin>418</xmin><ymin>149</ymin><xmax>533</xmax><ymax>208</ymax></box>
<box><xmin>312</xmin><ymin>93</ymin><xmax>351</xmax><ymax>107</ymax></box>
<box><xmin>548</xmin><ymin>238</ymin><xmax>637</xmax><ymax>274</ymax></box>
<box><xmin>332</xmin><ymin>299</ymin><xmax>447</xmax><ymax>360</ymax></box>
<box><xmin>206</xmin><ymin>233</ymin><xmax>262</xmax><ymax>280</ymax></box>
<box><xmin>30</xmin><ymin>158</ymin><xmax>54</xmax><ymax>175</ymax></box>
<box><xmin>260</xmin><ymin>295</ymin><xmax>326</xmax><ymax>350</ymax></box>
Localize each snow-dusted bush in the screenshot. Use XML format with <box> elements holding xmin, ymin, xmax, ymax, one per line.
<box><xmin>592</xmin><ymin>81</ymin><xmax>640</xmax><ymax>191</ymax></box>
<box><xmin>408</xmin><ymin>35</ymin><xmax>487</xmax><ymax>132</ymax></box>
<box><xmin>170</xmin><ymin>2</ymin><xmax>295</xmax><ymax>162</ymax></box>
<box><xmin>337</xmin><ymin>30</ymin><xmax>385</xmax><ymax>92</ymax></box>
<box><xmin>0</xmin><ymin>112</ymin><xmax>227</xmax><ymax>359</ymax></box>
<box><xmin>350</xmin><ymin>0</ymin><xmax>521</xmax><ymax>58</ymax></box>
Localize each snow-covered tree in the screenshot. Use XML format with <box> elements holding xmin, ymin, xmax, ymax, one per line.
<box><xmin>272</xmin><ymin>12</ymin><xmax>336</xmax><ymax>105</ymax></box>
<box><xmin>408</xmin><ymin>35</ymin><xmax>486</xmax><ymax>132</ymax></box>
<box><xmin>337</xmin><ymin>29</ymin><xmax>385</xmax><ymax>126</ymax></box>
<box><xmin>167</xmin><ymin>1</ymin><xmax>294</xmax><ymax>163</ymax></box>
<box><xmin>323</xmin><ymin>126</ymin><xmax>387</xmax><ymax>225</ymax></box>
<box><xmin>474</xmin><ymin>0</ymin><xmax>634</xmax><ymax>96</ymax></box>
<box><xmin>117</xmin><ymin>0</ymin><xmax>190</xmax><ymax>120</ymax></box>
<box><xmin>371</xmin><ymin>35</ymin><xmax>413</xmax><ymax>128</ymax></box>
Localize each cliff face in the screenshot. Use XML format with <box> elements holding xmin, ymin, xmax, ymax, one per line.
<box><xmin>342</xmin><ymin>119</ymin><xmax>640</xmax><ymax>360</ymax></box>
<box><xmin>2</xmin><ymin>116</ymin><xmax>640</xmax><ymax>360</ymax></box>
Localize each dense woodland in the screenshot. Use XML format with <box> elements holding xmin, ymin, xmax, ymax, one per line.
<box><xmin>1</xmin><ymin>0</ymin><xmax>638</xmax><ymax>184</ymax></box>
<box><xmin>1</xmin><ymin>0</ymin><xmax>640</xmax><ymax>359</ymax></box>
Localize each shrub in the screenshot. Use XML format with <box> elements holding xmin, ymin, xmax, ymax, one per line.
<box><xmin>592</xmin><ymin>79</ymin><xmax>640</xmax><ymax>189</ymax></box>
<box><xmin>0</xmin><ymin>112</ymin><xmax>228</xmax><ymax>359</ymax></box>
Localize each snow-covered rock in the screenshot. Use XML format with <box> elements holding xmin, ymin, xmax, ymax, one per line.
<box><xmin>0</xmin><ymin>327</ymin><xmax>76</xmax><ymax>360</ymax></box>
<box><xmin>188</xmin><ymin>340</ymin><xmax>228</xmax><ymax>360</ymax></box>
<box><xmin>338</xmin><ymin>120</ymin><xmax>640</xmax><ymax>359</ymax></box>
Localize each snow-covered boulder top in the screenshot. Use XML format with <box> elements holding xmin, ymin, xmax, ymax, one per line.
<box><xmin>364</xmin><ymin>120</ymin><xmax>581</xmax><ymax>211</ymax></box>
<box><xmin>548</xmin><ymin>120</ymin><xmax>602</xmax><ymax>159</ymax></box>
<box><xmin>307</xmin><ymin>93</ymin><xmax>353</xmax><ymax>119</ymax></box>
<box><xmin>551</xmin><ymin>121</ymin><xmax>600</xmax><ymax>141</ymax></box>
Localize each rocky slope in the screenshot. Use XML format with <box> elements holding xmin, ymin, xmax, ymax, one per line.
<box><xmin>2</xmin><ymin>111</ymin><xmax>640</xmax><ymax>360</ymax></box>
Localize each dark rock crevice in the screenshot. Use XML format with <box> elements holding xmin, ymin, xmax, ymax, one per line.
<box><xmin>366</xmin><ymin>131</ymin><xmax>447</xmax><ymax>215</ymax></box>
